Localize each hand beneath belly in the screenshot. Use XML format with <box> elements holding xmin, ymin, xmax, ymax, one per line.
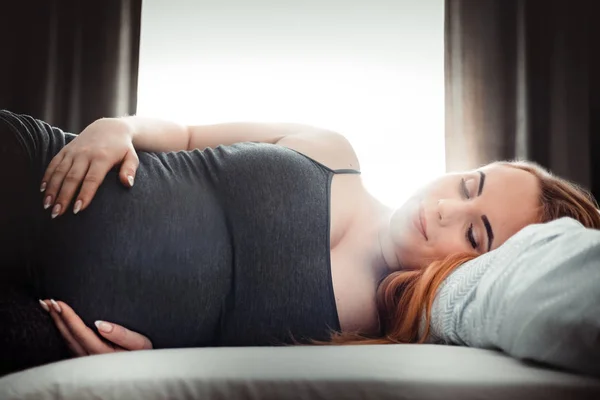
<box><xmin>39</xmin><ymin>299</ymin><xmax>153</xmax><ymax>357</ymax></box>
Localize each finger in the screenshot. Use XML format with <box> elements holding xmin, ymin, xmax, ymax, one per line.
<box><xmin>72</xmin><ymin>161</ymin><xmax>113</xmax><ymax>214</ymax></box>
<box><xmin>40</xmin><ymin>151</ymin><xmax>66</xmax><ymax>193</ymax></box>
<box><xmin>41</xmin><ymin>300</ymin><xmax>88</xmax><ymax>357</ymax></box>
<box><xmin>119</xmin><ymin>149</ymin><xmax>139</xmax><ymax>188</ymax></box>
<box><xmin>54</xmin><ymin>157</ymin><xmax>91</xmax><ymax>217</ymax></box>
<box><xmin>44</xmin><ymin>156</ymin><xmax>74</xmax><ymax>216</ymax></box>
<box><xmin>53</xmin><ymin>300</ymin><xmax>116</xmax><ymax>355</ymax></box>
<box><xmin>94</xmin><ymin>320</ymin><xmax>153</xmax><ymax>351</ymax></box>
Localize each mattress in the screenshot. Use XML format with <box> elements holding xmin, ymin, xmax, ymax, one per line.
<box><xmin>1</xmin><ymin>344</ymin><xmax>599</xmax><ymax>400</ymax></box>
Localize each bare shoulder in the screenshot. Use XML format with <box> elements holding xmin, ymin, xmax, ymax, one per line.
<box><xmin>277</xmin><ymin>130</ymin><xmax>361</xmax><ymax>172</ymax></box>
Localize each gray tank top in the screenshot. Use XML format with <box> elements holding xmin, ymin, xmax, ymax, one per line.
<box><xmin>37</xmin><ymin>130</ymin><xmax>360</xmax><ymax>347</ymax></box>
<box><xmin>209</xmin><ymin>142</ymin><xmax>361</xmax><ymax>345</ymax></box>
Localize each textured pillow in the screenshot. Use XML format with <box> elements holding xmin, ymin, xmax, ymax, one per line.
<box><xmin>425</xmin><ymin>217</ymin><xmax>600</xmax><ymax>378</ymax></box>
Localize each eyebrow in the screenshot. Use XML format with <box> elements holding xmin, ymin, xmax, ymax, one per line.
<box><xmin>481</xmin><ymin>215</ymin><xmax>494</xmax><ymax>252</ymax></box>
<box><xmin>476</xmin><ymin>171</ymin><xmax>493</xmax><ymax>251</ymax></box>
<box><xmin>477</xmin><ymin>171</ymin><xmax>486</xmax><ymax>196</ymax></box>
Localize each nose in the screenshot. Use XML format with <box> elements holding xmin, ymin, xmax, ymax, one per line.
<box><xmin>436</xmin><ymin>198</ymin><xmax>474</xmax><ymax>226</ymax></box>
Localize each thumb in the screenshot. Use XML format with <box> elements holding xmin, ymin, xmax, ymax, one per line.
<box><xmin>94</xmin><ymin>320</ymin><xmax>153</xmax><ymax>351</ymax></box>
<box><xmin>119</xmin><ymin>149</ymin><xmax>139</xmax><ymax>188</ymax></box>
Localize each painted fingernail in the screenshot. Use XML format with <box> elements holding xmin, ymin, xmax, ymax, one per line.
<box><xmin>51</xmin><ymin>204</ymin><xmax>61</xmax><ymax>219</ymax></box>
<box><xmin>39</xmin><ymin>299</ymin><xmax>50</xmax><ymax>312</ymax></box>
<box><xmin>95</xmin><ymin>320</ymin><xmax>113</xmax><ymax>333</ymax></box>
<box><xmin>73</xmin><ymin>200</ymin><xmax>82</xmax><ymax>214</ymax></box>
<box><xmin>44</xmin><ymin>196</ymin><xmax>52</xmax><ymax>209</ymax></box>
<box><xmin>40</xmin><ymin>182</ymin><xmax>47</xmax><ymax>192</ymax></box>
<box><xmin>128</xmin><ymin>175</ymin><xmax>134</xmax><ymax>187</ymax></box>
<box><xmin>50</xmin><ymin>299</ymin><xmax>62</xmax><ymax>313</ymax></box>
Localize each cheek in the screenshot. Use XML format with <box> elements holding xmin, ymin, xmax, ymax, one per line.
<box><xmin>428</xmin><ymin>231</ymin><xmax>468</xmax><ymax>258</ymax></box>
<box><xmin>397</xmin><ymin>230</ymin><xmax>472</xmax><ymax>269</ymax></box>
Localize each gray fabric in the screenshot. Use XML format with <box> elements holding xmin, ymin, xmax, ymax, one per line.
<box><xmin>2</xmin><ymin>345</ymin><xmax>600</xmax><ymax>400</ymax></box>
<box><xmin>426</xmin><ymin>217</ymin><xmax>600</xmax><ymax>378</ymax></box>
<box><xmin>1</xmin><ymin>110</ymin><xmax>344</xmax><ymax>373</ymax></box>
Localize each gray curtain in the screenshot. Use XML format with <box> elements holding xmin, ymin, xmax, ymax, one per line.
<box><xmin>445</xmin><ymin>0</ymin><xmax>600</xmax><ymax>200</ymax></box>
<box><xmin>0</xmin><ymin>0</ymin><xmax>142</xmax><ymax>133</ymax></box>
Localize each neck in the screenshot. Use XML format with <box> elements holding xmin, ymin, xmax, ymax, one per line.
<box><xmin>378</xmin><ymin>221</ymin><xmax>401</xmax><ymax>271</ymax></box>
<box><xmin>360</xmin><ymin>194</ymin><xmax>401</xmax><ymax>273</ymax></box>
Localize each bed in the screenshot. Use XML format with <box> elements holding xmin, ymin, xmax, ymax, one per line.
<box><xmin>1</xmin><ymin>344</ymin><xmax>600</xmax><ymax>400</ymax></box>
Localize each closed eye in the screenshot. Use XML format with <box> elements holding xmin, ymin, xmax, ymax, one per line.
<box><xmin>460</xmin><ymin>178</ymin><xmax>470</xmax><ymax>199</ymax></box>
<box><xmin>466</xmin><ymin>224</ymin><xmax>478</xmax><ymax>249</ymax></box>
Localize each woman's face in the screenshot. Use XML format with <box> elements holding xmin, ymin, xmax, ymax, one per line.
<box><xmin>389</xmin><ymin>164</ymin><xmax>540</xmax><ymax>270</ymax></box>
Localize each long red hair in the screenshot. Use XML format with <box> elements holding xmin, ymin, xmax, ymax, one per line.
<box><xmin>325</xmin><ymin>160</ymin><xmax>600</xmax><ymax>345</ymax></box>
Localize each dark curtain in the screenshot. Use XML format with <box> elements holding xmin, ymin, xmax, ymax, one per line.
<box><xmin>0</xmin><ymin>0</ymin><xmax>142</xmax><ymax>133</ymax></box>
<box><xmin>445</xmin><ymin>0</ymin><xmax>600</xmax><ymax>200</ymax></box>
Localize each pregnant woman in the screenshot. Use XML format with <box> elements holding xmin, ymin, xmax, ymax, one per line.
<box><xmin>2</xmin><ymin>109</ymin><xmax>599</xmax><ymax>375</ymax></box>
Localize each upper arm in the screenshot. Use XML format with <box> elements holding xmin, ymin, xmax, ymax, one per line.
<box><xmin>277</xmin><ymin>131</ymin><xmax>360</xmax><ymax>172</ymax></box>
<box><xmin>188</xmin><ymin>123</ymin><xmax>360</xmax><ymax>172</ymax></box>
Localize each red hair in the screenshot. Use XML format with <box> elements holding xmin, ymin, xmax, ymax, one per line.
<box><xmin>325</xmin><ymin>160</ymin><xmax>600</xmax><ymax>345</ymax></box>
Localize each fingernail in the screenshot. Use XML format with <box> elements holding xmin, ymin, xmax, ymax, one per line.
<box><xmin>44</xmin><ymin>196</ymin><xmax>52</xmax><ymax>209</ymax></box>
<box><xmin>73</xmin><ymin>200</ymin><xmax>82</xmax><ymax>214</ymax></box>
<box><xmin>95</xmin><ymin>320</ymin><xmax>113</xmax><ymax>333</ymax></box>
<box><xmin>128</xmin><ymin>175</ymin><xmax>134</xmax><ymax>187</ymax></box>
<box><xmin>39</xmin><ymin>299</ymin><xmax>50</xmax><ymax>312</ymax></box>
<box><xmin>51</xmin><ymin>204</ymin><xmax>61</xmax><ymax>219</ymax></box>
<box><xmin>50</xmin><ymin>299</ymin><xmax>62</xmax><ymax>313</ymax></box>
<box><xmin>40</xmin><ymin>182</ymin><xmax>47</xmax><ymax>192</ymax></box>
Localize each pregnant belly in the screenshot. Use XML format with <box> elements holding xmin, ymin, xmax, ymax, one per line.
<box><xmin>38</xmin><ymin>153</ymin><xmax>232</xmax><ymax>348</ymax></box>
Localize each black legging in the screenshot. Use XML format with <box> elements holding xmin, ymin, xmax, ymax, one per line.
<box><xmin>0</xmin><ymin>111</ymin><xmax>72</xmax><ymax>375</ymax></box>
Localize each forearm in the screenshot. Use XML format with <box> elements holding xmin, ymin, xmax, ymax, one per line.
<box><xmin>118</xmin><ymin>116</ymin><xmax>191</xmax><ymax>153</ymax></box>
<box><xmin>117</xmin><ymin>115</ymin><xmax>326</xmax><ymax>152</ymax></box>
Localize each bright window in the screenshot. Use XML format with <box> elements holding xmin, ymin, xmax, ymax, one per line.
<box><xmin>138</xmin><ymin>0</ymin><xmax>444</xmax><ymax>207</ymax></box>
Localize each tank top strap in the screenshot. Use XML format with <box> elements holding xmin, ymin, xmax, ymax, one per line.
<box><xmin>331</xmin><ymin>168</ymin><xmax>361</xmax><ymax>175</ymax></box>
<box><xmin>285</xmin><ymin>147</ymin><xmax>361</xmax><ymax>175</ymax></box>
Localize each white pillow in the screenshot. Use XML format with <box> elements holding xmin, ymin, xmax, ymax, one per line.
<box><xmin>426</xmin><ymin>217</ymin><xmax>600</xmax><ymax>378</ymax></box>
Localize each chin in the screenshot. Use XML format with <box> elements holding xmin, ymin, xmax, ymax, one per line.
<box><xmin>396</xmin><ymin>240</ymin><xmax>423</xmax><ymax>268</ymax></box>
<box><xmin>390</xmin><ymin>214</ymin><xmax>419</xmax><ymax>251</ymax></box>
